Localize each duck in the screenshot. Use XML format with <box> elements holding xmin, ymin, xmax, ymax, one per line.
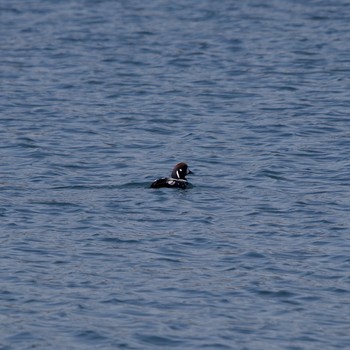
<box><xmin>150</xmin><ymin>162</ymin><xmax>193</xmax><ymax>189</ymax></box>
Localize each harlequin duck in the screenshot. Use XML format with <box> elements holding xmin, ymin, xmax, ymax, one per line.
<box><xmin>150</xmin><ymin>162</ymin><xmax>193</xmax><ymax>189</ymax></box>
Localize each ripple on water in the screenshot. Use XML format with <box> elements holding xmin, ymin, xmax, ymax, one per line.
<box><xmin>2</xmin><ymin>0</ymin><xmax>350</xmax><ymax>349</ymax></box>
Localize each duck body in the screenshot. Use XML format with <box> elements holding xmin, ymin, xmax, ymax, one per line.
<box><xmin>150</xmin><ymin>162</ymin><xmax>193</xmax><ymax>189</ymax></box>
<box><xmin>150</xmin><ymin>177</ymin><xmax>188</xmax><ymax>189</ymax></box>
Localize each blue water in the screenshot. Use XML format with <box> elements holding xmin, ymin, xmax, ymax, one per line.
<box><xmin>1</xmin><ymin>0</ymin><xmax>350</xmax><ymax>349</ymax></box>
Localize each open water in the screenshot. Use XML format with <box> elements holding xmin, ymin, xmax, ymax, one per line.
<box><xmin>1</xmin><ymin>0</ymin><xmax>350</xmax><ymax>349</ymax></box>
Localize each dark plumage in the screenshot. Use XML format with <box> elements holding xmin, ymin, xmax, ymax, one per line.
<box><xmin>150</xmin><ymin>162</ymin><xmax>193</xmax><ymax>189</ymax></box>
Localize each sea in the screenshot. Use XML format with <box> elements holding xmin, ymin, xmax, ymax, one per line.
<box><xmin>1</xmin><ymin>0</ymin><xmax>350</xmax><ymax>349</ymax></box>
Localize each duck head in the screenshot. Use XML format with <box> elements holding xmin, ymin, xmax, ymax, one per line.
<box><xmin>171</xmin><ymin>162</ymin><xmax>193</xmax><ymax>180</ymax></box>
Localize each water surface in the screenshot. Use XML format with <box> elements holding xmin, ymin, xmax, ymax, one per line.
<box><xmin>1</xmin><ymin>0</ymin><xmax>350</xmax><ymax>349</ymax></box>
